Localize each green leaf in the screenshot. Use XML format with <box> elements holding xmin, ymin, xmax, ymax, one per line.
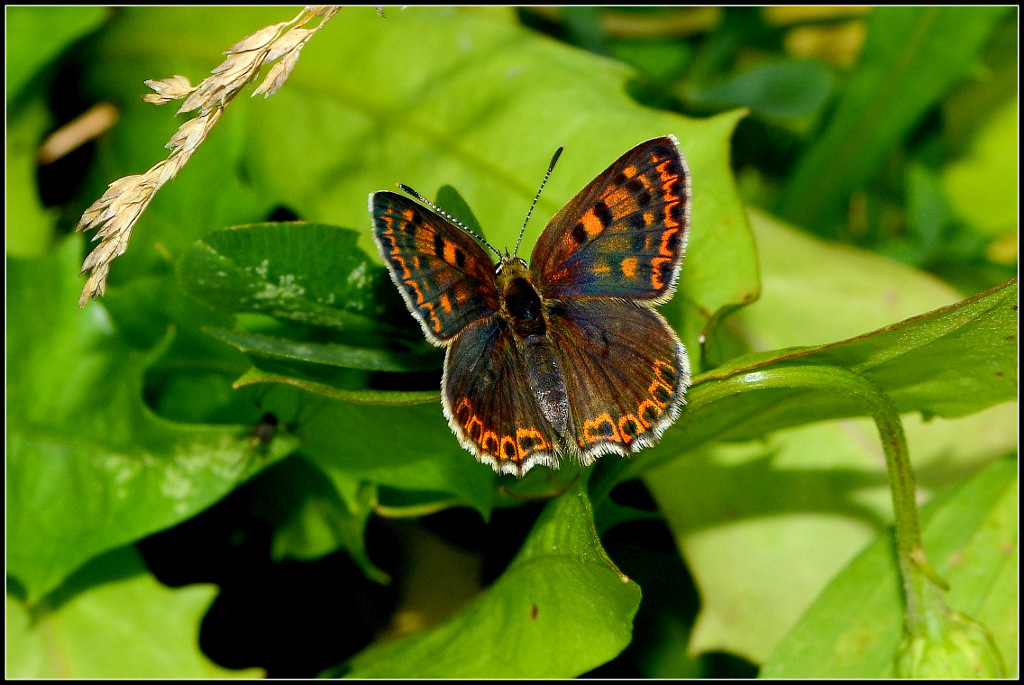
<box><xmin>265</xmin><ymin>459</ymin><xmax>389</xmax><ymax>584</ymax></box>
<box><xmin>645</xmin><ymin>275</ymin><xmax>1016</xmax><ymax>471</ymax></box>
<box><xmin>778</xmin><ymin>6</ymin><xmax>1010</xmax><ymax>232</ymax></box>
<box><xmin>337</xmin><ymin>477</ymin><xmax>641</xmax><ymax>678</ymax></box>
<box><xmin>729</xmin><ymin>276</ymin><xmax>1015</xmax><ymax>427</ymax></box>
<box><xmin>724</xmin><ymin>209</ymin><xmax>968</xmax><ymax>351</ymax></box>
<box><xmin>298</xmin><ymin>399</ymin><xmax>496</xmax><ymax>519</ymax></box>
<box><xmin>6</xmin><ymin>546</ymin><xmax>261</xmax><ymax>678</ymax></box>
<box><xmin>178</xmin><ymin>223</ymin><xmax>404</xmax><ymax>335</ymax></box>
<box><xmin>762</xmin><ymin>457</ymin><xmax>1017</xmax><ymax>678</ymax></box>
<box><xmin>617</xmin><ymin>273</ymin><xmax>1016</xmax><ymax>490</ymax></box>
<box><xmin>204</xmin><ymin>326</ymin><xmax>442</xmax><ymax>372</ymax></box>
<box><xmin>6</xmin><ymin>236</ymin><xmax>300</xmax><ymax>602</ymax></box>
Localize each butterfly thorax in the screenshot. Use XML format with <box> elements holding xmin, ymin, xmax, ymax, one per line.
<box><xmin>495</xmin><ymin>255</ymin><xmax>547</xmax><ymax>338</ymax></box>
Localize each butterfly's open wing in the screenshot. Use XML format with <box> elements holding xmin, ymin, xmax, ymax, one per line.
<box><xmin>546</xmin><ymin>299</ymin><xmax>689</xmax><ymax>465</ymax></box>
<box><xmin>531</xmin><ymin>136</ymin><xmax>690</xmax><ymax>304</ymax></box>
<box><xmin>371</xmin><ymin>191</ymin><xmax>499</xmax><ymax>345</ymax></box>
<box><xmin>443</xmin><ymin>319</ymin><xmax>563</xmax><ymax>476</ymax></box>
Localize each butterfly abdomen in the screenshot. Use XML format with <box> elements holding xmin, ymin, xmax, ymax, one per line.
<box><xmin>521</xmin><ymin>334</ymin><xmax>571</xmax><ymax>442</ymax></box>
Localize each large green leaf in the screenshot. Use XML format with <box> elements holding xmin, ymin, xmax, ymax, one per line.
<box><xmin>644</xmin><ymin>405</ymin><xmax>1017</xmax><ymax>667</ymax></box>
<box><xmin>336</xmin><ymin>476</ymin><xmax>641</xmax><ymax>678</ymax></box>
<box><xmin>177</xmin><ymin>223</ymin><xmax>404</xmax><ymax>335</ymax></box>
<box><xmin>6</xmin><ymin>236</ymin><xmax>300</xmax><ymax>602</ymax></box>
<box><xmin>7</xmin><ymin>546</ymin><xmax>261</xmax><ymax>678</ymax></box>
<box><xmin>762</xmin><ymin>457</ymin><xmax>1017</xmax><ymax>677</ymax></box>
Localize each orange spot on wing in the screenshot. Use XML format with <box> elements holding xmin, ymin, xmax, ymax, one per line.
<box><xmin>516</xmin><ymin>427</ymin><xmax>548</xmax><ymax>454</ymax></box>
<box><xmin>621</xmin><ymin>256</ymin><xmax>638</xmax><ymax>278</ymax></box>
<box><xmin>654</xmin><ymin>359</ymin><xmax>676</xmax><ymax>383</ymax></box>
<box><xmin>439</xmin><ymin>293</ymin><xmax>452</xmax><ymax>313</ymax></box>
<box><xmin>637</xmin><ymin>400</ymin><xmax>660</xmax><ymax>426</ymax></box>
<box><xmin>650</xmin><ymin>258</ymin><xmax>670</xmax><ymax>290</ymax></box>
<box><xmin>649</xmin><ymin>375</ymin><xmax>673</xmax><ymax>406</ymax></box>
<box><xmin>465</xmin><ymin>415</ymin><xmax>483</xmax><ymax>442</ymax></box>
<box><xmin>499</xmin><ymin>435</ymin><xmax>519</xmax><ymax>462</ymax></box>
<box><xmin>659</xmin><ymin>227</ymin><xmax>679</xmax><ymax>256</ymax></box>
<box><xmin>391</xmin><ymin>255</ymin><xmax>411</xmax><ymax>279</ymax></box>
<box><xmin>404</xmin><ymin>279</ymin><xmax>425</xmax><ymax>305</ymax></box>
<box><xmin>618</xmin><ymin>413</ymin><xmax>642</xmax><ymax>444</ymax></box>
<box><xmin>582</xmin><ymin>212</ymin><xmax>604</xmax><ymax>238</ymax></box>
<box><xmin>583</xmin><ymin>413</ymin><xmax>621</xmax><ymax>444</ymax></box>
<box><xmin>443</xmin><ymin>240</ymin><xmax>457</xmax><ymax>265</ymax></box>
<box><xmin>481</xmin><ymin>431</ymin><xmax>499</xmax><ymax>455</ymax></box>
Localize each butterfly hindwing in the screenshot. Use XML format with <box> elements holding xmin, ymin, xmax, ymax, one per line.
<box><xmin>371</xmin><ymin>191</ymin><xmax>499</xmax><ymax>345</ymax></box>
<box><xmin>531</xmin><ymin>136</ymin><xmax>690</xmax><ymax>304</ymax></box>
<box><xmin>545</xmin><ymin>298</ymin><xmax>689</xmax><ymax>464</ymax></box>
<box><xmin>442</xmin><ymin>318</ymin><xmax>562</xmax><ymax>476</ymax></box>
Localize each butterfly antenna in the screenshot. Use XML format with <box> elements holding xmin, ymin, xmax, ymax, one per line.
<box><xmin>397</xmin><ymin>184</ymin><xmax>502</xmax><ymax>258</ymax></box>
<box><xmin>514</xmin><ymin>146</ymin><xmax>563</xmax><ymax>258</ymax></box>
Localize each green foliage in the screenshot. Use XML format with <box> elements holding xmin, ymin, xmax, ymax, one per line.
<box><xmin>337</xmin><ymin>476</ymin><xmax>642</xmax><ymax>678</ymax></box>
<box><xmin>8</xmin><ymin>547</ymin><xmax>262</xmax><ymax>678</ymax></box>
<box><xmin>763</xmin><ymin>457</ymin><xmax>1016</xmax><ymax>677</ymax></box>
<box><xmin>777</xmin><ymin>7</ymin><xmax>1011</xmax><ymax>233</ymax></box>
<box><xmin>6</xmin><ymin>6</ymin><xmax>1016</xmax><ymax>679</ymax></box>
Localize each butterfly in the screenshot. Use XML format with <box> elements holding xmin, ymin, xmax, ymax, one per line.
<box><xmin>370</xmin><ymin>136</ymin><xmax>691</xmax><ymax>477</ymax></box>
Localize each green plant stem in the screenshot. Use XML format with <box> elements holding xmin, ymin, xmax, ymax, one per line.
<box><xmin>706</xmin><ymin>366</ymin><xmax>951</xmax><ymax>631</ymax></box>
<box><xmin>598</xmin><ymin>364</ymin><xmax>950</xmax><ymax>634</ymax></box>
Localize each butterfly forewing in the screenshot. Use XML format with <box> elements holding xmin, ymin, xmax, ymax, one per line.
<box><xmin>531</xmin><ymin>136</ymin><xmax>690</xmax><ymax>304</ymax></box>
<box><xmin>371</xmin><ymin>191</ymin><xmax>499</xmax><ymax>344</ymax></box>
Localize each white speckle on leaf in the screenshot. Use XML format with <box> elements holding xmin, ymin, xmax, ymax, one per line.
<box><xmin>253</xmin><ymin>273</ymin><xmax>306</xmax><ymax>300</ymax></box>
<box><xmin>348</xmin><ymin>262</ymin><xmax>367</xmax><ymax>285</ymax></box>
<box><xmin>252</xmin><ymin>259</ymin><xmax>270</xmax><ymax>279</ymax></box>
<box><xmin>161</xmin><ymin>464</ymin><xmax>196</xmax><ymax>501</ymax></box>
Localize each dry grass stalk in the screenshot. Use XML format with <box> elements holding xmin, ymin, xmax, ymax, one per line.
<box><xmin>75</xmin><ymin>6</ymin><xmax>341</xmax><ymax>307</ymax></box>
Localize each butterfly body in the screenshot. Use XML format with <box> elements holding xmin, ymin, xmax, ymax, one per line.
<box><xmin>371</xmin><ymin>136</ymin><xmax>691</xmax><ymax>477</ymax></box>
